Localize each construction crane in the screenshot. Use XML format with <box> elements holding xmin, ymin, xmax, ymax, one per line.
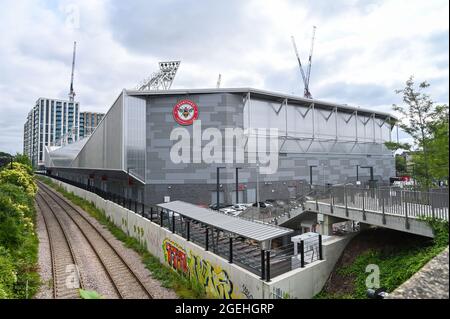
<box><xmin>291</xmin><ymin>26</ymin><xmax>316</xmax><ymax>99</ymax></box>
<box><xmin>68</xmin><ymin>41</ymin><xmax>77</xmax><ymax>101</ymax></box>
<box><xmin>216</xmin><ymin>74</ymin><xmax>222</xmax><ymax>88</ymax></box>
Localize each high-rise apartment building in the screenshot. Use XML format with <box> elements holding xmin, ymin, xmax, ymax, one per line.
<box><xmin>23</xmin><ymin>98</ymin><xmax>80</xmax><ymax>168</ymax></box>
<box><xmin>79</xmin><ymin>112</ymin><xmax>104</xmax><ymax>138</ymax></box>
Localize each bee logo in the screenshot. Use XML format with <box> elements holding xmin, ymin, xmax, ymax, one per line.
<box><xmin>173</xmin><ymin>100</ymin><xmax>199</xmax><ymax>125</ymax></box>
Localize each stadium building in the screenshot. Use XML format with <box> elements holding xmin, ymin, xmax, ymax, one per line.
<box><xmin>44</xmin><ymin>88</ymin><xmax>396</xmax><ymax>206</ymax></box>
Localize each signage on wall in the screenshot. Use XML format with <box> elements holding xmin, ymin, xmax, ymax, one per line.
<box><xmin>173</xmin><ymin>99</ymin><xmax>199</xmax><ymax>125</ymax></box>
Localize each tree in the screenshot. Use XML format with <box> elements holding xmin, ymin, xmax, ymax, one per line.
<box><xmin>390</xmin><ymin>76</ymin><xmax>438</xmax><ymax>187</ymax></box>
<box><xmin>395</xmin><ymin>155</ymin><xmax>407</xmax><ymax>175</ymax></box>
<box><xmin>412</xmin><ymin>104</ymin><xmax>449</xmax><ymax>185</ymax></box>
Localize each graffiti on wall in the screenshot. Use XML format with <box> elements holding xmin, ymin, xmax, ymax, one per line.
<box><xmin>163</xmin><ymin>238</ymin><xmax>188</xmax><ymax>273</ymax></box>
<box><xmin>162</xmin><ymin>238</ymin><xmax>242</xmax><ymax>299</ymax></box>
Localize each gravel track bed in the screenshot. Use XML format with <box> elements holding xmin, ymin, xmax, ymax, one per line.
<box><xmin>38</xmin><ymin>185</ymin><xmax>178</xmax><ymax>299</ymax></box>
<box><xmin>34</xmin><ymin>202</ymin><xmax>53</xmax><ymax>299</ymax></box>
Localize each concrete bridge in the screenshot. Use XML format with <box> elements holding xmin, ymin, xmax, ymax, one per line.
<box><xmin>303</xmin><ymin>186</ymin><xmax>448</xmax><ymax>238</ymax></box>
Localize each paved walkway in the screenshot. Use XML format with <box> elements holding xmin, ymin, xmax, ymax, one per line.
<box><xmin>387</xmin><ymin>247</ymin><xmax>449</xmax><ymax>299</ymax></box>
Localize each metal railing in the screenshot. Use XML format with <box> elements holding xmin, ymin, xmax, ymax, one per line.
<box><xmin>37</xmin><ymin>172</ymin><xmax>325</xmax><ymax>281</ymax></box>
<box><xmin>310</xmin><ymin>184</ymin><xmax>449</xmax><ymax>221</ymax></box>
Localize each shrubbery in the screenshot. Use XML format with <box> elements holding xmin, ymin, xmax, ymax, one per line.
<box><xmin>0</xmin><ymin>161</ymin><xmax>39</xmax><ymax>299</ymax></box>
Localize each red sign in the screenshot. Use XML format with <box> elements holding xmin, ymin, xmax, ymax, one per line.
<box><xmin>173</xmin><ymin>99</ymin><xmax>199</xmax><ymax>125</ymax></box>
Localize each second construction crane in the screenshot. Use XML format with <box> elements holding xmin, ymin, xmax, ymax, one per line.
<box><xmin>291</xmin><ymin>26</ymin><xmax>316</xmax><ymax>99</ymax></box>
<box><xmin>68</xmin><ymin>41</ymin><xmax>77</xmax><ymax>101</ymax></box>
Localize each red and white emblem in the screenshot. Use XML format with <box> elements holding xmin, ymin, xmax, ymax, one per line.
<box><xmin>173</xmin><ymin>99</ymin><xmax>199</xmax><ymax>125</ymax></box>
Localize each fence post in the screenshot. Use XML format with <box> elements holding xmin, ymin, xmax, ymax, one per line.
<box><xmin>330</xmin><ymin>189</ymin><xmax>334</xmax><ymax>214</ymax></box>
<box><xmin>150</xmin><ymin>206</ymin><xmax>153</xmax><ymax>221</ymax></box>
<box><xmin>160</xmin><ymin>209</ymin><xmax>163</xmax><ymax>227</ymax></box>
<box><xmin>205</xmin><ymin>228</ymin><xmax>209</xmax><ymax>251</ymax></box>
<box><xmin>141</xmin><ymin>203</ymin><xmax>145</xmax><ymax>217</ymax></box>
<box><xmin>344</xmin><ymin>186</ymin><xmax>349</xmax><ymax>217</ymax></box>
<box><xmin>229</xmin><ymin>237</ymin><xmax>233</xmax><ymax>264</ymax></box>
<box><xmin>300</xmin><ymin>240</ymin><xmax>305</xmax><ymax>268</ymax></box>
<box><xmin>318</xmin><ymin>235</ymin><xmax>323</xmax><ymax>260</ymax></box>
<box><xmin>362</xmin><ymin>190</ymin><xmax>366</xmax><ymax>221</ymax></box>
<box><xmin>135</xmin><ymin>201</ymin><xmax>138</xmax><ymax>214</ymax></box>
<box><xmin>405</xmin><ymin>194</ymin><xmax>410</xmax><ymax>229</ymax></box>
<box><xmin>172</xmin><ymin>213</ymin><xmax>176</xmax><ymax>233</ymax></box>
<box><xmin>187</xmin><ymin>221</ymin><xmax>190</xmax><ymax>241</ymax></box>
<box><xmin>266</xmin><ymin>251</ymin><xmax>271</xmax><ymax>282</ymax></box>
<box><xmin>381</xmin><ymin>190</ymin><xmax>386</xmax><ymax>225</ymax></box>
<box><xmin>260</xmin><ymin>250</ymin><xmax>266</xmax><ymax>280</ymax></box>
<box><xmin>431</xmin><ymin>193</ymin><xmax>436</xmax><ymax>219</ymax></box>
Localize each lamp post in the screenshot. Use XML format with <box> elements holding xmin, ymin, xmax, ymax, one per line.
<box><xmin>356</xmin><ymin>165</ymin><xmax>360</xmax><ymax>184</ymax></box>
<box><xmin>216</xmin><ymin>167</ymin><xmax>226</xmax><ymax>210</ymax></box>
<box><xmin>361</xmin><ymin>166</ymin><xmax>376</xmax><ymax>189</ymax></box>
<box><xmin>235</xmin><ymin>167</ymin><xmax>242</xmax><ymax>204</ymax></box>
<box><xmin>309</xmin><ymin>165</ymin><xmax>317</xmax><ymax>185</ymax></box>
<box><xmin>255</xmin><ymin>164</ymin><xmax>261</xmax><ymax>221</ymax></box>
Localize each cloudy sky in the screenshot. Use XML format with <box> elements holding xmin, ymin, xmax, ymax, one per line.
<box><xmin>0</xmin><ymin>0</ymin><xmax>448</xmax><ymax>154</ymax></box>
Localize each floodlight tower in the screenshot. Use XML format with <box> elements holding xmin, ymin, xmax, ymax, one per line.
<box><xmin>138</xmin><ymin>61</ymin><xmax>181</xmax><ymax>91</ymax></box>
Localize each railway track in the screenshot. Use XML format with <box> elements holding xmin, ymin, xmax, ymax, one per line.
<box><xmin>37</xmin><ymin>180</ymin><xmax>153</xmax><ymax>299</ymax></box>
<box><xmin>36</xmin><ymin>193</ymin><xmax>85</xmax><ymax>299</ymax></box>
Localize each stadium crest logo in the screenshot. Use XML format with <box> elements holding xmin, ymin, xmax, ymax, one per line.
<box><xmin>173</xmin><ymin>99</ymin><xmax>199</xmax><ymax>125</ymax></box>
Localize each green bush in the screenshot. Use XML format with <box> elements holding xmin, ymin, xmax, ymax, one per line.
<box><xmin>0</xmin><ymin>161</ymin><xmax>39</xmax><ymax>299</ymax></box>
<box><xmin>0</xmin><ymin>247</ymin><xmax>17</xmax><ymax>298</ymax></box>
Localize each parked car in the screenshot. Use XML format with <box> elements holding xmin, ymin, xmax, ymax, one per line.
<box><xmin>252</xmin><ymin>202</ymin><xmax>273</xmax><ymax>208</ymax></box>
<box><xmin>232</xmin><ymin>203</ymin><xmax>251</xmax><ymax>211</ymax></box>
<box><xmin>209</xmin><ymin>203</ymin><xmax>229</xmax><ymax>210</ymax></box>
<box><xmin>219</xmin><ymin>207</ymin><xmax>238</xmax><ymax>215</ymax></box>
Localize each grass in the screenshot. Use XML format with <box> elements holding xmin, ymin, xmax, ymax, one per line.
<box><xmin>36</xmin><ymin>176</ymin><xmax>205</xmax><ymax>299</ymax></box>
<box><xmin>315</xmin><ymin>221</ymin><xmax>449</xmax><ymax>299</ymax></box>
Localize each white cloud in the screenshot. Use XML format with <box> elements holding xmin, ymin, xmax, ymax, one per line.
<box><xmin>0</xmin><ymin>0</ymin><xmax>448</xmax><ymax>154</ymax></box>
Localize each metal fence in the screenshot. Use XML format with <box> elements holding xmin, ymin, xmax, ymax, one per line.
<box><xmin>311</xmin><ymin>184</ymin><xmax>449</xmax><ymax>221</ymax></box>
<box><xmin>38</xmin><ymin>172</ymin><xmax>327</xmax><ymax>281</ymax></box>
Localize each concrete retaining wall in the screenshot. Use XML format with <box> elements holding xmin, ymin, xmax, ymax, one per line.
<box><xmin>46</xmin><ymin>177</ymin><xmax>353</xmax><ymax>299</ymax></box>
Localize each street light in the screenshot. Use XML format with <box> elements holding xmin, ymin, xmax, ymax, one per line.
<box><xmin>361</xmin><ymin>166</ymin><xmax>377</xmax><ymax>189</ymax></box>
<box><xmin>235</xmin><ymin>167</ymin><xmax>242</xmax><ymax>204</ymax></box>
<box><xmin>256</xmin><ymin>164</ymin><xmax>260</xmax><ymax>221</ymax></box>
<box><xmin>216</xmin><ymin>167</ymin><xmax>226</xmax><ymax>210</ymax></box>
<box><xmin>356</xmin><ymin>165</ymin><xmax>360</xmax><ymax>184</ymax></box>
<box><xmin>309</xmin><ymin>165</ymin><xmax>317</xmax><ymax>185</ymax></box>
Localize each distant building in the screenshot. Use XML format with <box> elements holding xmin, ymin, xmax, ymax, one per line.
<box><xmin>79</xmin><ymin>112</ymin><xmax>104</xmax><ymax>138</ymax></box>
<box><xmin>23</xmin><ymin>98</ymin><xmax>104</xmax><ymax>168</ymax></box>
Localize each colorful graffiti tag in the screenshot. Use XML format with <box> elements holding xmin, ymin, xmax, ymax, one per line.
<box><xmin>163</xmin><ymin>238</ymin><xmax>188</xmax><ymax>273</ymax></box>
<box><xmin>162</xmin><ymin>238</ymin><xmax>242</xmax><ymax>299</ymax></box>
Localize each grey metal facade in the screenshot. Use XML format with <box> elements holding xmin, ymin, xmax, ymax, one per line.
<box><xmin>46</xmin><ymin>88</ymin><xmax>396</xmax><ymax>206</ymax></box>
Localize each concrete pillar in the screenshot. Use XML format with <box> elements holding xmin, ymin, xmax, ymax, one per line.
<box><xmin>319</xmin><ymin>215</ymin><xmax>346</xmax><ymax>236</ymax></box>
